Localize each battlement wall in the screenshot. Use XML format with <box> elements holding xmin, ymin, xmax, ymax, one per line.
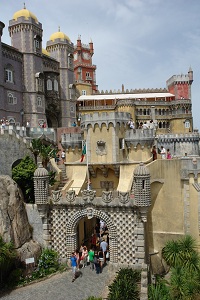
<box><xmin>81</xmin><ymin>111</ymin><xmax>131</xmax><ymax>129</ymax></box>
<box><xmin>167</xmin><ymin>74</ymin><xmax>190</xmax><ymax>86</ymax></box>
<box><xmin>97</xmin><ymin>88</ymin><xmax>168</xmax><ymax>95</ymax></box>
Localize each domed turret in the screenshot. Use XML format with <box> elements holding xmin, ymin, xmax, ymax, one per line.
<box><xmin>13</xmin><ymin>4</ymin><xmax>38</xmax><ymax>23</ymax></box>
<box><xmin>49</xmin><ymin>27</ymin><xmax>70</xmax><ymax>42</ymax></box>
<box><xmin>34</xmin><ymin>163</ymin><xmax>49</xmax><ymax>204</ymax></box>
<box><xmin>133</xmin><ymin>163</ymin><xmax>151</xmax><ymax>219</ymax></box>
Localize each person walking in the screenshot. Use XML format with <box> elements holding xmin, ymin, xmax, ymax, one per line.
<box><xmin>88</xmin><ymin>247</ymin><xmax>95</xmax><ymax>270</ymax></box>
<box><xmin>61</xmin><ymin>150</ymin><xmax>66</xmax><ymax>164</ymax></box>
<box><xmin>151</xmin><ymin>145</ymin><xmax>157</xmax><ymax>161</ymax></box>
<box><xmin>161</xmin><ymin>146</ymin><xmax>166</xmax><ymax>159</ymax></box>
<box><xmin>94</xmin><ymin>251</ymin><xmax>100</xmax><ymax>274</ymax></box>
<box><xmin>100</xmin><ymin>237</ymin><xmax>108</xmax><ymax>265</ymax></box>
<box><xmin>167</xmin><ymin>149</ymin><xmax>172</xmax><ymax>159</ymax></box>
<box><xmin>70</xmin><ymin>252</ymin><xmax>77</xmax><ymax>282</ymax></box>
<box><xmin>81</xmin><ymin>246</ymin><xmax>88</xmax><ymax>268</ymax></box>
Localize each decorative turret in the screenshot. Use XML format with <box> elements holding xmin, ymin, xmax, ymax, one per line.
<box><xmin>89</xmin><ymin>39</ymin><xmax>94</xmax><ymax>56</ymax></box>
<box><xmin>188</xmin><ymin>66</ymin><xmax>193</xmax><ymax>84</ymax></box>
<box><xmin>34</xmin><ymin>163</ymin><xmax>49</xmax><ymax>204</ymax></box>
<box><xmin>133</xmin><ymin>163</ymin><xmax>151</xmax><ymax>222</ymax></box>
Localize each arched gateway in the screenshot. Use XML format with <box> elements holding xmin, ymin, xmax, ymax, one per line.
<box><xmin>34</xmin><ymin>163</ymin><xmax>151</xmax><ymax>268</ymax></box>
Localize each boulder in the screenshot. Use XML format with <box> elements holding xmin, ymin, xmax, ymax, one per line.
<box><xmin>0</xmin><ymin>175</ymin><xmax>41</xmax><ymax>261</ymax></box>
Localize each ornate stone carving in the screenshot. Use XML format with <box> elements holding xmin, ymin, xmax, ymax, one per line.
<box><xmin>118</xmin><ymin>191</ymin><xmax>130</xmax><ymax>204</ymax></box>
<box><xmin>81</xmin><ymin>189</ymin><xmax>96</xmax><ymax>202</ymax></box>
<box><xmin>66</xmin><ymin>190</ymin><xmax>76</xmax><ymax>202</ymax></box>
<box><xmin>51</xmin><ymin>190</ymin><xmax>62</xmax><ymax>203</ymax></box>
<box><xmin>102</xmin><ymin>191</ymin><xmax>113</xmax><ymax>203</ymax></box>
<box><xmin>96</xmin><ymin>140</ymin><xmax>107</xmax><ymax>156</ymax></box>
<box><xmin>86</xmin><ymin>207</ymin><xmax>94</xmax><ymax>219</ymax></box>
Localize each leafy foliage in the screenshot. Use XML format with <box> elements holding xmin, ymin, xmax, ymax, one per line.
<box><xmin>107</xmin><ymin>268</ymin><xmax>140</xmax><ymax>300</ymax></box>
<box><xmin>12</xmin><ymin>155</ymin><xmax>37</xmax><ymax>203</ymax></box>
<box><xmin>156</xmin><ymin>235</ymin><xmax>200</xmax><ymax>300</ymax></box>
<box><xmin>0</xmin><ymin>236</ymin><xmax>17</xmax><ymax>289</ymax></box>
<box><xmin>148</xmin><ymin>279</ymin><xmax>170</xmax><ymax>300</ymax></box>
<box><xmin>36</xmin><ymin>248</ymin><xmax>59</xmax><ymax>276</ymax></box>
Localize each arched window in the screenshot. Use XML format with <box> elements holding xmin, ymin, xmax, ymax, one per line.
<box><xmin>47</xmin><ymin>79</ymin><xmax>52</xmax><ymax>90</ymax></box>
<box><xmin>5</xmin><ymin>64</ymin><xmax>14</xmax><ymax>83</ymax></box>
<box><xmin>7</xmin><ymin>92</ymin><xmax>16</xmax><ymax>104</ymax></box>
<box><xmin>68</xmin><ymin>53</ymin><xmax>73</xmax><ymax>69</ymax></box>
<box><xmin>37</xmin><ymin>96</ymin><xmax>42</xmax><ymax>107</ymax></box>
<box><xmin>54</xmin><ymin>79</ymin><xmax>58</xmax><ymax>92</ymax></box>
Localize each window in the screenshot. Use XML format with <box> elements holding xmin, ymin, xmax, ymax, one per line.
<box><xmin>37</xmin><ymin>96</ymin><xmax>42</xmax><ymax>107</ymax></box>
<box><xmin>82</xmin><ymin>90</ymin><xmax>87</xmax><ymax>95</ymax></box>
<box><xmin>47</xmin><ymin>79</ymin><xmax>52</xmax><ymax>90</ymax></box>
<box><xmin>70</xmin><ymin>106</ymin><xmax>74</xmax><ymax>112</ymax></box>
<box><xmin>86</xmin><ymin>72</ymin><xmax>90</xmax><ymax>78</ymax></box>
<box><xmin>185</xmin><ymin>120</ymin><xmax>190</xmax><ymax>128</ymax></box>
<box><xmin>7</xmin><ymin>92</ymin><xmax>17</xmax><ymax>104</ymax></box>
<box><xmin>54</xmin><ymin>79</ymin><xmax>58</xmax><ymax>92</ymax></box>
<box><xmin>35</xmin><ymin>73</ymin><xmax>44</xmax><ymax>93</ymax></box>
<box><xmin>6</xmin><ymin>69</ymin><xmax>13</xmax><ymax>82</ymax></box>
<box><xmin>68</xmin><ymin>53</ymin><xmax>73</xmax><ymax>69</ymax></box>
<box><xmin>34</xmin><ymin>39</ymin><xmax>40</xmax><ymax>49</ymax></box>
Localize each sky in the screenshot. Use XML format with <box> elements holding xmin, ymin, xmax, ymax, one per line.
<box><xmin>1</xmin><ymin>0</ymin><xmax>200</xmax><ymax>129</ymax></box>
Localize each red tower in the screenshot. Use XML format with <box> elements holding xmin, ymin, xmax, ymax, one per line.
<box><xmin>74</xmin><ymin>36</ymin><xmax>98</xmax><ymax>94</ymax></box>
<box><xmin>166</xmin><ymin>67</ymin><xmax>193</xmax><ymax>100</ymax></box>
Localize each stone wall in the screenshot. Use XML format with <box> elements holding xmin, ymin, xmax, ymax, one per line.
<box><xmin>26</xmin><ymin>204</ymin><xmax>44</xmax><ymax>247</ymax></box>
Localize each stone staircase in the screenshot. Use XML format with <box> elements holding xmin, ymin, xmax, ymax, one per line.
<box><xmin>57</xmin><ymin>164</ymin><xmax>68</xmax><ymax>191</ymax></box>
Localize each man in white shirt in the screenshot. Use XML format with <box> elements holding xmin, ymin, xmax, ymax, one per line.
<box><xmin>161</xmin><ymin>146</ymin><xmax>166</xmax><ymax>159</ymax></box>
<box><xmin>100</xmin><ymin>238</ymin><xmax>108</xmax><ymax>264</ymax></box>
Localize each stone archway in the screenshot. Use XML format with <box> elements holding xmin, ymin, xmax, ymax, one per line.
<box><xmin>66</xmin><ymin>207</ymin><xmax>118</xmax><ymax>263</ymax></box>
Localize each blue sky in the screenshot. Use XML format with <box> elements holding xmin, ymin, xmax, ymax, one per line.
<box><xmin>1</xmin><ymin>0</ymin><xmax>200</xmax><ymax>129</ymax></box>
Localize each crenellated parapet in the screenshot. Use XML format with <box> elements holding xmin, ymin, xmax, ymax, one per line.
<box><xmin>98</xmin><ymin>87</ymin><xmax>168</xmax><ymax>95</ymax></box>
<box><xmin>156</xmin><ymin>133</ymin><xmax>200</xmax><ymax>157</ymax></box>
<box><xmin>81</xmin><ymin>111</ymin><xmax>131</xmax><ymax>130</ymax></box>
<box><xmin>61</xmin><ymin>132</ymin><xmax>82</xmax><ymax>150</ymax></box>
<box><xmin>125</xmin><ymin>128</ymin><xmax>156</xmax><ymax>148</ymax></box>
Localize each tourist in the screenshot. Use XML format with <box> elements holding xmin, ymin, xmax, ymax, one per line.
<box><xmin>81</xmin><ymin>246</ymin><xmax>88</xmax><ymax>268</ymax></box>
<box><xmin>167</xmin><ymin>149</ymin><xmax>172</xmax><ymax>159</ymax></box>
<box><xmin>61</xmin><ymin>150</ymin><xmax>65</xmax><ymax>164</ymax></box>
<box><xmin>94</xmin><ymin>251</ymin><xmax>100</xmax><ymax>274</ymax></box>
<box><xmin>151</xmin><ymin>145</ymin><xmax>157</xmax><ymax>161</ymax></box>
<box><xmin>100</xmin><ymin>237</ymin><xmax>108</xmax><ymax>264</ymax></box>
<box><xmin>75</xmin><ymin>249</ymin><xmax>80</xmax><ymax>270</ymax></box>
<box><xmin>70</xmin><ymin>252</ymin><xmax>77</xmax><ymax>282</ymax></box>
<box><xmin>161</xmin><ymin>146</ymin><xmax>166</xmax><ymax>159</ymax></box>
<box><xmin>98</xmin><ymin>249</ymin><xmax>104</xmax><ymax>273</ymax></box>
<box><xmin>88</xmin><ymin>247</ymin><xmax>95</xmax><ymax>270</ymax></box>
<box><xmin>128</xmin><ymin>119</ymin><xmax>135</xmax><ymax>129</ymax></box>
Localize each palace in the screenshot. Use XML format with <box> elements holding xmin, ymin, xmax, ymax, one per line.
<box><xmin>1</xmin><ymin>6</ymin><xmax>200</xmax><ymax>298</ymax></box>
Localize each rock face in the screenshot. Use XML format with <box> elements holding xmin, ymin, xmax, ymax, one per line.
<box><xmin>0</xmin><ymin>175</ymin><xmax>41</xmax><ymax>261</ymax></box>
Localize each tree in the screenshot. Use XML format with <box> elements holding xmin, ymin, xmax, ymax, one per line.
<box><xmin>12</xmin><ymin>155</ymin><xmax>37</xmax><ymax>203</ymax></box>
<box><xmin>29</xmin><ymin>138</ymin><xmax>42</xmax><ymax>165</ymax></box>
<box><xmin>39</xmin><ymin>144</ymin><xmax>57</xmax><ymax>168</ymax></box>
<box><xmin>161</xmin><ymin>235</ymin><xmax>200</xmax><ymax>299</ymax></box>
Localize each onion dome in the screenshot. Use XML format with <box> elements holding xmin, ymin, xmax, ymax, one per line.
<box><xmin>34</xmin><ymin>163</ymin><xmax>49</xmax><ymax>177</ymax></box>
<box><xmin>49</xmin><ymin>26</ymin><xmax>70</xmax><ymax>42</ymax></box>
<box><xmin>42</xmin><ymin>48</ymin><xmax>50</xmax><ymax>56</ymax></box>
<box><xmin>13</xmin><ymin>4</ymin><xmax>38</xmax><ymax>23</ymax></box>
<box><xmin>134</xmin><ymin>163</ymin><xmax>150</xmax><ymax>176</ymax></box>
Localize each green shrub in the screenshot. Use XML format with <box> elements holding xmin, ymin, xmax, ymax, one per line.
<box><xmin>12</xmin><ymin>155</ymin><xmax>37</xmax><ymax>203</ymax></box>
<box><xmin>36</xmin><ymin>248</ymin><xmax>59</xmax><ymax>276</ymax></box>
<box><xmin>107</xmin><ymin>268</ymin><xmax>140</xmax><ymax>300</ymax></box>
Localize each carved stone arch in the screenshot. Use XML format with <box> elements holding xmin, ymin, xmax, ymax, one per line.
<box><xmin>66</xmin><ymin>208</ymin><xmax>118</xmax><ymax>262</ymax></box>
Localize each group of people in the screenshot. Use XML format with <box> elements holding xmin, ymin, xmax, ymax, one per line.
<box><xmin>0</xmin><ymin>118</ymin><xmax>10</xmax><ymax>129</ymax></box>
<box><xmin>70</xmin><ymin>220</ymin><xmax>109</xmax><ymax>282</ymax></box>
<box><xmin>151</xmin><ymin>145</ymin><xmax>172</xmax><ymax>160</ymax></box>
<box><xmin>127</xmin><ymin>119</ymin><xmax>156</xmax><ymax>130</ymax></box>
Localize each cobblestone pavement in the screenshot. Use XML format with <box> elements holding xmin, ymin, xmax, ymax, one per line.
<box><xmin>0</xmin><ymin>264</ymin><xmax>112</xmax><ymax>300</ymax></box>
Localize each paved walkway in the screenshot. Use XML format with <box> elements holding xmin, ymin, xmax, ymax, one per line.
<box><xmin>0</xmin><ymin>264</ymin><xmax>112</xmax><ymax>300</ymax></box>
